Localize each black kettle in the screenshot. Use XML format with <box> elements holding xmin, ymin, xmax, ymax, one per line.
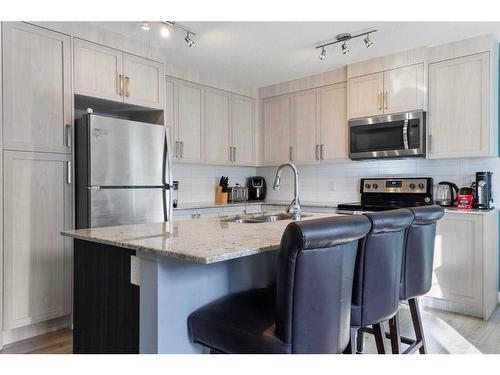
<box><xmin>435</xmin><ymin>181</ymin><xmax>459</xmax><ymax>207</ymax></box>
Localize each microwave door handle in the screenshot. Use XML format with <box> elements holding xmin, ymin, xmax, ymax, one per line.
<box><xmin>403</xmin><ymin>119</ymin><xmax>409</xmax><ymax>150</ymax></box>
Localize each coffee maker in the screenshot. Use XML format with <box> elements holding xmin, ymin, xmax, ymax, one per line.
<box><xmin>474</xmin><ymin>172</ymin><xmax>494</xmax><ymax>210</ymax></box>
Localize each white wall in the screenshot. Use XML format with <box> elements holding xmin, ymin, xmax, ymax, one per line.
<box><xmin>257</xmin><ymin>157</ymin><xmax>500</xmax><ymax>205</ymax></box>
<box><xmin>172</xmin><ymin>164</ymin><xmax>257</xmax><ymax>204</ymax></box>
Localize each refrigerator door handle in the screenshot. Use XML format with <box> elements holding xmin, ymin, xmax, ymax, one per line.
<box><xmin>163</xmin><ymin>128</ymin><xmax>173</xmax><ymax>221</ymax></box>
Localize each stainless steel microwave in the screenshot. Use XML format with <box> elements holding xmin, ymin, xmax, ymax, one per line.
<box><xmin>348</xmin><ymin>111</ymin><xmax>426</xmax><ymax>160</ymax></box>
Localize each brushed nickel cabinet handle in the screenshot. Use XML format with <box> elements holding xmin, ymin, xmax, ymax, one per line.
<box><xmin>118</xmin><ymin>74</ymin><xmax>124</xmax><ymax>96</ymax></box>
<box><xmin>428</xmin><ymin>134</ymin><xmax>432</xmax><ymax>154</ymax></box>
<box><xmin>233</xmin><ymin>147</ymin><xmax>236</xmax><ymax>162</ymax></box>
<box><xmin>384</xmin><ymin>91</ymin><xmax>388</xmax><ymax>110</ymax></box>
<box><xmin>316</xmin><ymin>144</ymin><xmax>319</xmax><ymax>160</ymax></box>
<box><xmin>320</xmin><ymin>144</ymin><xmax>324</xmax><ymax>160</ymax></box>
<box><xmin>67</xmin><ymin>161</ymin><xmax>72</xmax><ymax>184</ymax></box>
<box><xmin>175</xmin><ymin>141</ymin><xmax>179</xmax><ymax>158</ymax></box>
<box><xmin>289</xmin><ymin>146</ymin><xmax>294</xmax><ymax>161</ymax></box>
<box><xmin>180</xmin><ymin>141</ymin><xmax>184</xmax><ymax>158</ymax></box>
<box><xmin>377</xmin><ymin>92</ymin><xmax>381</xmax><ymax>110</ymax></box>
<box><xmin>65</xmin><ymin>124</ymin><xmax>71</xmax><ymax>148</ymax></box>
<box><xmin>125</xmin><ymin>76</ymin><xmax>130</xmax><ymax>97</ymax></box>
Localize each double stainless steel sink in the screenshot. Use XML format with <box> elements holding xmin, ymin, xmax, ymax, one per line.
<box><xmin>221</xmin><ymin>212</ymin><xmax>310</xmax><ymax>224</ymax></box>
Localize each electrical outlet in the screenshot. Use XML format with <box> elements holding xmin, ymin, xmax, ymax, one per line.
<box><xmin>130</xmin><ymin>255</ymin><xmax>141</xmax><ymax>286</ymax></box>
<box><xmin>329</xmin><ymin>182</ymin><xmax>336</xmax><ymax>192</ymax></box>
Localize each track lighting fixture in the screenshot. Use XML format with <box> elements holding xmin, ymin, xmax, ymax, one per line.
<box><xmin>364</xmin><ymin>34</ymin><xmax>373</xmax><ymax>48</ymax></box>
<box><xmin>140</xmin><ymin>21</ymin><xmax>196</xmax><ymax>47</ymax></box>
<box><xmin>341</xmin><ymin>42</ymin><xmax>349</xmax><ymax>55</ymax></box>
<box><xmin>319</xmin><ymin>47</ymin><xmax>326</xmax><ymax>60</ymax></box>
<box><xmin>315</xmin><ymin>28</ymin><xmax>377</xmax><ymax>60</ymax></box>
<box><xmin>185</xmin><ymin>32</ymin><xmax>195</xmax><ymax>47</ymax></box>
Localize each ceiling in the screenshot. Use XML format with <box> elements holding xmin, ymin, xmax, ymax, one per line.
<box><xmin>98</xmin><ymin>22</ymin><xmax>500</xmax><ymax>88</ymax></box>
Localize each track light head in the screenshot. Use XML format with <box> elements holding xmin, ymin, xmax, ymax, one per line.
<box><xmin>319</xmin><ymin>47</ymin><xmax>326</xmax><ymax>61</ymax></box>
<box><xmin>185</xmin><ymin>32</ymin><xmax>195</xmax><ymax>47</ymax></box>
<box><xmin>141</xmin><ymin>21</ymin><xmax>150</xmax><ymax>31</ymax></box>
<box><xmin>364</xmin><ymin>34</ymin><xmax>373</xmax><ymax>48</ymax></box>
<box><xmin>341</xmin><ymin>42</ymin><xmax>349</xmax><ymax>55</ymax></box>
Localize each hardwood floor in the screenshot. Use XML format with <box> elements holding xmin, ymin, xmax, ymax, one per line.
<box><xmin>0</xmin><ymin>328</ymin><xmax>72</xmax><ymax>354</ymax></box>
<box><xmin>1</xmin><ymin>304</ymin><xmax>500</xmax><ymax>354</ymax></box>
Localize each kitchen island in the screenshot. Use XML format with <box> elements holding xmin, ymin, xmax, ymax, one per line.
<box><xmin>62</xmin><ymin>212</ymin><xmax>334</xmax><ymax>354</ymax></box>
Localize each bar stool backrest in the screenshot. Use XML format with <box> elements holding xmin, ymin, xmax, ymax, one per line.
<box><xmin>400</xmin><ymin>205</ymin><xmax>445</xmax><ymax>300</ymax></box>
<box><xmin>275</xmin><ymin>215</ymin><xmax>372</xmax><ymax>354</ymax></box>
<box><xmin>351</xmin><ymin>209</ymin><xmax>415</xmax><ymax>327</ymax></box>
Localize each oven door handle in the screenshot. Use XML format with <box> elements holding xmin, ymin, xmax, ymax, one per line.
<box><xmin>403</xmin><ymin>119</ymin><xmax>409</xmax><ymax>150</ymax></box>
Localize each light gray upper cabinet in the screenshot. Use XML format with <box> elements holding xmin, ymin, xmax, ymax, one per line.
<box><xmin>2</xmin><ymin>22</ymin><xmax>72</xmax><ymax>153</ymax></box>
<box><xmin>293</xmin><ymin>88</ymin><xmax>320</xmax><ymax>165</ymax></box>
<box><xmin>3</xmin><ymin>151</ymin><xmax>72</xmax><ymax>330</ymax></box>
<box><xmin>231</xmin><ymin>95</ymin><xmax>255</xmax><ymax>165</ymax></box>
<box><xmin>348</xmin><ymin>63</ymin><xmax>424</xmax><ymax>119</ymax></box>
<box><xmin>74</xmin><ymin>38</ymin><xmax>123</xmax><ymax>103</ymax></box>
<box><xmin>428</xmin><ymin>52</ymin><xmax>492</xmax><ymax>158</ymax></box>
<box><xmin>123</xmin><ymin>53</ymin><xmax>164</xmax><ymax>109</ymax></box>
<box><xmin>319</xmin><ymin>82</ymin><xmax>348</xmax><ymax>161</ymax></box>
<box><xmin>176</xmin><ymin>80</ymin><xmax>205</xmax><ymax>163</ymax></box>
<box><xmin>74</xmin><ymin>39</ymin><xmax>164</xmax><ymax>109</ymax></box>
<box><xmin>262</xmin><ymin>94</ymin><xmax>293</xmax><ymax>166</ymax></box>
<box><xmin>204</xmin><ymin>88</ymin><xmax>231</xmax><ymax>165</ymax></box>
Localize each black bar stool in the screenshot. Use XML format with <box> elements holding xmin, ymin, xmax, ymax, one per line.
<box><xmin>347</xmin><ymin>208</ymin><xmax>414</xmax><ymax>354</ymax></box>
<box><xmin>388</xmin><ymin>205</ymin><xmax>444</xmax><ymax>354</ymax></box>
<box><xmin>187</xmin><ymin>215</ymin><xmax>371</xmax><ymax>354</ymax></box>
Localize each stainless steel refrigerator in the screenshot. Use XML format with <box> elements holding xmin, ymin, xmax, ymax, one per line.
<box><xmin>75</xmin><ymin>114</ymin><xmax>171</xmax><ymax>228</ymax></box>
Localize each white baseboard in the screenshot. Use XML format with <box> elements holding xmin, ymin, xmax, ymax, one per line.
<box><xmin>2</xmin><ymin>315</ymin><xmax>71</xmax><ymax>346</ymax></box>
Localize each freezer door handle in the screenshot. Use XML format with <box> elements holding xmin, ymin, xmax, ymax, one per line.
<box><xmin>67</xmin><ymin>161</ymin><xmax>72</xmax><ymax>184</ymax></box>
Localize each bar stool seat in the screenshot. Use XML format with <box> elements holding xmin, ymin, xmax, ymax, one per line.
<box><xmin>188</xmin><ymin>215</ymin><xmax>372</xmax><ymax>354</ymax></box>
<box><xmin>189</xmin><ymin>288</ymin><xmax>290</xmax><ymax>354</ymax></box>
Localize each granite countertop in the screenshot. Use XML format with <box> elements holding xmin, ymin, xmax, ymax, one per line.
<box><xmin>174</xmin><ymin>200</ymin><xmax>340</xmax><ymax>210</ymax></box>
<box><xmin>61</xmin><ymin>213</ymin><xmax>336</xmax><ymax>264</ymax></box>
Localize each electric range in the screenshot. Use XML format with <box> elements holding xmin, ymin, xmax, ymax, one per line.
<box><xmin>337</xmin><ymin>177</ymin><xmax>434</xmax><ymax>215</ymax></box>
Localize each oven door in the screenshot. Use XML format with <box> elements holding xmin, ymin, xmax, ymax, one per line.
<box><xmin>349</xmin><ymin>111</ymin><xmax>425</xmax><ymax>160</ymax></box>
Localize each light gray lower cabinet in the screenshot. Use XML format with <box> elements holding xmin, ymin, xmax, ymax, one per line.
<box><xmin>3</xmin><ymin>151</ymin><xmax>72</xmax><ymax>330</ymax></box>
<box><xmin>422</xmin><ymin>211</ymin><xmax>498</xmax><ymax>320</ymax></box>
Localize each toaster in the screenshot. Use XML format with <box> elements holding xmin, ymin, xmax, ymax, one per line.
<box><xmin>227</xmin><ymin>184</ymin><xmax>249</xmax><ymax>202</ymax></box>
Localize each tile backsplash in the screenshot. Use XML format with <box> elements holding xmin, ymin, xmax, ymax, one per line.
<box><xmin>173</xmin><ymin>157</ymin><xmax>500</xmax><ymax>205</ymax></box>
<box><xmin>257</xmin><ymin>157</ymin><xmax>500</xmax><ymax>205</ymax></box>
<box><xmin>172</xmin><ymin>163</ymin><xmax>257</xmax><ymax>203</ymax></box>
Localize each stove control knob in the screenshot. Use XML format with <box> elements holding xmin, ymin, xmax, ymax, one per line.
<box><xmin>364</xmin><ymin>183</ymin><xmax>371</xmax><ymax>189</ymax></box>
<box><xmin>372</xmin><ymin>183</ymin><xmax>378</xmax><ymax>189</ymax></box>
<box><xmin>410</xmin><ymin>183</ymin><xmax>416</xmax><ymax>189</ymax></box>
<box><xmin>424</xmin><ymin>197</ymin><xmax>431</xmax><ymax>203</ymax></box>
<box><xmin>418</xmin><ymin>183</ymin><xmax>425</xmax><ymax>189</ymax></box>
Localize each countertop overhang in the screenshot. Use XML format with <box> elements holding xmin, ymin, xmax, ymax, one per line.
<box><xmin>61</xmin><ymin>213</ymin><xmax>335</xmax><ymax>264</ymax></box>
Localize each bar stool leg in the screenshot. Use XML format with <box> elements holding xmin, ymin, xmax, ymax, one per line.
<box><xmin>344</xmin><ymin>327</ymin><xmax>358</xmax><ymax>354</ymax></box>
<box><xmin>372</xmin><ymin>323</ymin><xmax>386</xmax><ymax>354</ymax></box>
<box><xmin>389</xmin><ymin>314</ymin><xmax>401</xmax><ymax>354</ymax></box>
<box><xmin>356</xmin><ymin>330</ymin><xmax>365</xmax><ymax>353</ymax></box>
<box><xmin>409</xmin><ymin>298</ymin><xmax>427</xmax><ymax>354</ymax></box>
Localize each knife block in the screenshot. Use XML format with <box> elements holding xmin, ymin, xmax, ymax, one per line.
<box><xmin>215</xmin><ymin>186</ymin><xmax>228</xmax><ymax>204</ymax></box>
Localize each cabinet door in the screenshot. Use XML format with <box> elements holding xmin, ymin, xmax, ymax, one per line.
<box><xmin>177</xmin><ymin>81</ymin><xmax>204</xmax><ymax>163</ymax></box>
<box><xmin>3</xmin><ymin>22</ymin><xmax>72</xmax><ymax>153</ymax></box>
<box><xmin>3</xmin><ymin>151</ymin><xmax>72</xmax><ymax>330</ymax></box>
<box><xmin>383</xmin><ymin>63</ymin><xmax>424</xmax><ymax>114</ymax></box>
<box><xmin>123</xmin><ymin>53</ymin><xmax>164</xmax><ymax>109</ymax></box>
<box><xmin>74</xmin><ymin>38</ymin><xmax>123</xmax><ymax>103</ymax></box>
<box><xmin>427</xmin><ymin>214</ymin><xmax>482</xmax><ymax>307</ymax></box>
<box><xmin>204</xmin><ymin>88</ymin><xmax>231</xmax><ymax>165</ymax></box>
<box><xmin>262</xmin><ymin>95</ymin><xmax>292</xmax><ymax>165</ymax></box>
<box><xmin>348</xmin><ymin>72</ymin><xmax>383</xmax><ymax>119</ymax></box>
<box><xmin>293</xmin><ymin>89</ymin><xmax>320</xmax><ymax>165</ymax></box>
<box><xmin>231</xmin><ymin>95</ymin><xmax>255</xmax><ymax>165</ymax></box>
<box><xmin>428</xmin><ymin>53</ymin><xmax>489</xmax><ymax>158</ymax></box>
<box><xmin>319</xmin><ymin>83</ymin><xmax>348</xmax><ymax>161</ymax></box>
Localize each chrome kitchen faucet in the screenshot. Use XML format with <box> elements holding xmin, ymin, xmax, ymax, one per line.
<box><xmin>273</xmin><ymin>163</ymin><xmax>302</xmax><ymax>220</ymax></box>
